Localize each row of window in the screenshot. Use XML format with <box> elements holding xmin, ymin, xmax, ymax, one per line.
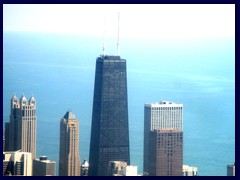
<box><xmin>151</xmin><ymin>107</ymin><xmax>182</xmax><ymax>110</ymax></box>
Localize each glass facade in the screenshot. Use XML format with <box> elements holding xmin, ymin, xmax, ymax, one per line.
<box><xmin>89</xmin><ymin>55</ymin><xmax>130</xmax><ymax>176</ymax></box>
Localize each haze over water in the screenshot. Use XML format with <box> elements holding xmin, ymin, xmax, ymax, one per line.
<box><xmin>3</xmin><ymin>31</ymin><xmax>234</xmax><ymax>176</ymax></box>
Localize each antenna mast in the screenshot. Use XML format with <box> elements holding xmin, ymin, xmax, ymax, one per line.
<box><xmin>117</xmin><ymin>12</ymin><xmax>120</xmax><ymax>56</ymax></box>
<box><xmin>102</xmin><ymin>16</ymin><xmax>107</xmax><ymax>56</ymax></box>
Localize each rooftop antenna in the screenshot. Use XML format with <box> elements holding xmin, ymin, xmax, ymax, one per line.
<box><xmin>102</xmin><ymin>16</ymin><xmax>107</xmax><ymax>56</ymax></box>
<box><xmin>116</xmin><ymin>12</ymin><xmax>120</xmax><ymax>56</ymax></box>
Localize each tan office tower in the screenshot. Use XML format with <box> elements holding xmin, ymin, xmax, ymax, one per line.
<box><xmin>148</xmin><ymin>129</ymin><xmax>183</xmax><ymax>176</ymax></box>
<box><xmin>59</xmin><ymin>111</ymin><xmax>80</xmax><ymax>176</ymax></box>
<box><xmin>3</xmin><ymin>151</ymin><xmax>32</xmax><ymax>176</ymax></box>
<box><xmin>5</xmin><ymin>95</ymin><xmax>37</xmax><ymax>158</ymax></box>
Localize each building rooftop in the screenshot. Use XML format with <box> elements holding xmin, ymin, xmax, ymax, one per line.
<box><xmin>97</xmin><ymin>55</ymin><xmax>126</xmax><ymax>62</ymax></box>
<box><xmin>29</xmin><ymin>96</ymin><xmax>36</xmax><ymax>101</ymax></box>
<box><xmin>4</xmin><ymin>150</ymin><xmax>30</xmax><ymax>154</ymax></box>
<box><xmin>145</xmin><ymin>100</ymin><xmax>183</xmax><ymax>107</ymax></box>
<box><xmin>12</xmin><ymin>94</ymin><xmax>18</xmax><ymax>100</ymax></box>
<box><xmin>81</xmin><ymin>159</ymin><xmax>89</xmax><ymax>168</ymax></box>
<box><xmin>34</xmin><ymin>156</ymin><xmax>56</xmax><ymax>163</ymax></box>
<box><xmin>100</xmin><ymin>55</ymin><xmax>121</xmax><ymax>60</ymax></box>
<box><xmin>63</xmin><ymin>111</ymin><xmax>76</xmax><ymax>120</ymax></box>
<box><xmin>20</xmin><ymin>95</ymin><xmax>27</xmax><ymax>102</ymax></box>
<box><xmin>183</xmin><ymin>165</ymin><xmax>198</xmax><ymax>170</ymax></box>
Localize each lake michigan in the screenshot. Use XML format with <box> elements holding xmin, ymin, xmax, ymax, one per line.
<box><xmin>3</xmin><ymin>32</ymin><xmax>235</xmax><ymax>176</ymax></box>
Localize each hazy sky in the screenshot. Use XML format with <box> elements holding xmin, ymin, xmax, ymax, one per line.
<box><xmin>3</xmin><ymin>4</ymin><xmax>235</xmax><ymax>39</ymax></box>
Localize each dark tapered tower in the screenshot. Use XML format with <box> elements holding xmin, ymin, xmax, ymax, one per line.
<box><xmin>89</xmin><ymin>54</ymin><xmax>130</xmax><ymax>176</ymax></box>
<box><xmin>89</xmin><ymin>14</ymin><xmax>130</xmax><ymax>176</ymax></box>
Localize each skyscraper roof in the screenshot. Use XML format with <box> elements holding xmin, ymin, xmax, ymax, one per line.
<box><xmin>12</xmin><ymin>94</ymin><xmax>18</xmax><ymax>100</ymax></box>
<box><xmin>63</xmin><ymin>111</ymin><xmax>75</xmax><ymax>120</ymax></box>
<box><xmin>81</xmin><ymin>159</ymin><xmax>89</xmax><ymax>168</ymax></box>
<box><xmin>29</xmin><ymin>96</ymin><xmax>36</xmax><ymax>101</ymax></box>
<box><xmin>20</xmin><ymin>94</ymin><xmax>27</xmax><ymax>102</ymax></box>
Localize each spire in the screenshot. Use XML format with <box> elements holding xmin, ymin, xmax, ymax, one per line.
<box><xmin>116</xmin><ymin>12</ymin><xmax>120</xmax><ymax>56</ymax></box>
<box><xmin>20</xmin><ymin>94</ymin><xmax>27</xmax><ymax>107</ymax></box>
<box><xmin>11</xmin><ymin>93</ymin><xmax>19</xmax><ymax>109</ymax></box>
<box><xmin>20</xmin><ymin>93</ymin><xmax>27</xmax><ymax>101</ymax></box>
<box><xmin>29</xmin><ymin>96</ymin><xmax>36</xmax><ymax>107</ymax></box>
<box><xmin>12</xmin><ymin>93</ymin><xmax>17</xmax><ymax>99</ymax></box>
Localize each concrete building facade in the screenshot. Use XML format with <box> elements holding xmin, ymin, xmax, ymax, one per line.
<box><xmin>122</xmin><ymin>165</ymin><xmax>138</xmax><ymax>176</ymax></box>
<box><xmin>183</xmin><ymin>165</ymin><xmax>198</xmax><ymax>176</ymax></box>
<box><xmin>3</xmin><ymin>151</ymin><xmax>32</xmax><ymax>176</ymax></box>
<box><xmin>148</xmin><ymin>129</ymin><xmax>183</xmax><ymax>176</ymax></box>
<box><xmin>108</xmin><ymin>161</ymin><xmax>127</xmax><ymax>176</ymax></box>
<box><xmin>33</xmin><ymin>156</ymin><xmax>56</xmax><ymax>176</ymax></box>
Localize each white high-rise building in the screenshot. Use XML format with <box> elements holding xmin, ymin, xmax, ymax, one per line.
<box><xmin>144</xmin><ymin>101</ymin><xmax>183</xmax><ymax>131</ymax></box>
<box><xmin>143</xmin><ymin>101</ymin><xmax>183</xmax><ymax>175</ymax></box>
<box><xmin>3</xmin><ymin>151</ymin><xmax>32</xmax><ymax>176</ymax></box>
<box><xmin>183</xmin><ymin>165</ymin><xmax>198</xmax><ymax>176</ymax></box>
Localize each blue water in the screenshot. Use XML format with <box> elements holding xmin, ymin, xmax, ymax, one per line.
<box><xmin>3</xmin><ymin>32</ymin><xmax>235</xmax><ymax>176</ymax></box>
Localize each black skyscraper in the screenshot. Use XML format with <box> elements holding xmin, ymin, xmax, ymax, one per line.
<box><xmin>89</xmin><ymin>55</ymin><xmax>130</xmax><ymax>176</ymax></box>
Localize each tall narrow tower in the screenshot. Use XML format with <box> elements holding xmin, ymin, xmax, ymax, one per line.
<box><xmin>5</xmin><ymin>95</ymin><xmax>37</xmax><ymax>158</ymax></box>
<box><xmin>21</xmin><ymin>96</ymin><xmax>37</xmax><ymax>158</ymax></box>
<box><xmin>89</xmin><ymin>13</ymin><xmax>130</xmax><ymax>176</ymax></box>
<box><xmin>59</xmin><ymin>111</ymin><xmax>80</xmax><ymax>176</ymax></box>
